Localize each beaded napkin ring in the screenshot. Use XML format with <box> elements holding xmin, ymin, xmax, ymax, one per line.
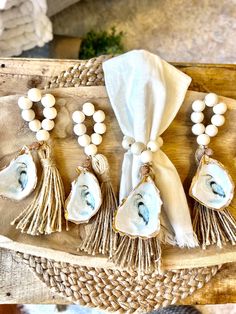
<box><xmin>10</xmin><ymin>88</ymin><xmax>65</xmax><ymax>236</ymax></box>
<box><xmin>65</xmin><ymin>102</ymin><xmax>118</xmax><ymax>257</ymax></box>
<box><xmin>189</xmin><ymin>93</ymin><xmax>236</xmax><ymax>248</ymax></box>
<box><xmin>122</xmin><ymin>136</ymin><xmax>164</xmax><ymax>163</ymax></box>
<box><xmin>112</xmin><ymin>136</ymin><xmax>164</xmax><ymax>274</ymax></box>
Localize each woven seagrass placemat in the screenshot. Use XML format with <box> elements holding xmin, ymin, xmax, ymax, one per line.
<box><xmin>17</xmin><ymin>55</ymin><xmax>222</xmax><ymax>313</ymax></box>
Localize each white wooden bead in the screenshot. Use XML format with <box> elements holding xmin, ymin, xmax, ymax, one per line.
<box><xmin>192</xmin><ymin>100</ymin><xmax>205</xmax><ymax>112</ymax></box>
<box><xmin>82</xmin><ymin>102</ymin><xmax>95</xmax><ymax>116</ymax></box>
<box><xmin>140</xmin><ymin>150</ymin><xmax>153</xmax><ymax>163</ymax></box>
<box><xmin>18</xmin><ymin>96</ymin><xmax>32</xmax><ymax>109</ymax></box>
<box><xmin>94</xmin><ymin>122</ymin><xmax>106</xmax><ymax>134</ymax></box>
<box><xmin>204</xmin><ymin>93</ymin><xmax>218</xmax><ymax>107</ymax></box>
<box><xmin>91</xmin><ymin>133</ymin><xmax>103</xmax><ymax>145</ymax></box>
<box><xmin>131</xmin><ymin>142</ymin><xmax>145</xmax><ymax>155</ymax></box>
<box><xmin>42</xmin><ymin>119</ymin><xmax>55</xmax><ymax>131</ymax></box>
<box><xmin>205</xmin><ymin>124</ymin><xmax>218</xmax><ymax>137</ymax></box>
<box><xmin>191</xmin><ymin>123</ymin><xmax>205</xmax><ymax>135</ymax></box>
<box><xmin>43</xmin><ymin>107</ymin><xmax>57</xmax><ymax>120</ymax></box>
<box><xmin>72</xmin><ymin>111</ymin><xmax>85</xmax><ymax>123</ymax></box>
<box><xmin>213</xmin><ymin>102</ymin><xmax>227</xmax><ymax>115</ymax></box>
<box><xmin>84</xmin><ymin>144</ymin><xmax>97</xmax><ymax>156</ymax></box>
<box><xmin>29</xmin><ymin>119</ymin><xmax>41</xmax><ymax>132</ymax></box>
<box><xmin>93</xmin><ymin>110</ymin><xmax>105</xmax><ymax>123</ymax></box>
<box><xmin>27</xmin><ymin>88</ymin><xmax>42</xmax><ymax>102</ymax></box>
<box><xmin>122</xmin><ymin>136</ymin><xmax>135</xmax><ymax>150</ymax></box>
<box><xmin>197</xmin><ymin>134</ymin><xmax>210</xmax><ymax>146</ymax></box>
<box><xmin>21</xmin><ymin>109</ymin><xmax>35</xmax><ymax>122</ymax></box>
<box><xmin>211</xmin><ymin>114</ymin><xmax>225</xmax><ymax>126</ymax></box>
<box><xmin>36</xmin><ymin>129</ymin><xmax>50</xmax><ymax>141</ymax></box>
<box><xmin>73</xmin><ymin>123</ymin><xmax>87</xmax><ymax>136</ymax></box>
<box><xmin>157</xmin><ymin>137</ymin><xmax>164</xmax><ymax>148</ymax></box>
<box><xmin>78</xmin><ymin>134</ymin><xmax>91</xmax><ymax>147</ymax></box>
<box><xmin>41</xmin><ymin>94</ymin><xmax>55</xmax><ymax>107</ymax></box>
<box><xmin>147</xmin><ymin>140</ymin><xmax>159</xmax><ymax>152</ymax></box>
<box><xmin>190</xmin><ymin>112</ymin><xmax>204</xmax><ymax>123</ymax></box>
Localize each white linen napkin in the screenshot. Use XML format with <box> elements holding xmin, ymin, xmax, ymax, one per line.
<box><xmin>103</xmin><ymin>50</ymin><xmax>198</xmax><ymax>248</ymax></box>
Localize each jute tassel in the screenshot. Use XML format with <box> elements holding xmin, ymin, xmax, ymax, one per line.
<box><xmin>79</xmin><ymin>154</ymin><xmax>118</xmax><ymax>257</ymax></box>
<box><xmin>111</xmin><ymin>164</ymin><xmax>162</xmax><ymax>275</ymax></box>
<box><xmin>11</xmin><ymin>142</ymin><xmax>65</xmax><ymax>235</ymax></box>
<box><xmin>192</xmin><ymin>149</ymin><xmax>236</xmax><ymax>248</ymax></box>
<box><xmin>112</xmin><ymin>236</ymin><xmax>162</xmax><ymax>275</ymax></box>
<box><xmin>192</xmin><ymin>203</ymin><xmax>236</xmax><ymax>248</ymax></box>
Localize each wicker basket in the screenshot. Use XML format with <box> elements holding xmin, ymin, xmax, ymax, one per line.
<box><xmin>18</xmin><ymin>55</ymin><xmax>222</xmax><ymax>313</ymax></box>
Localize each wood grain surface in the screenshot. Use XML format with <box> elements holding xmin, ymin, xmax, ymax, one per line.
<box><xmin>0</xmin><ymin>87</ymin><xmax>235</xmax><ymax>271</ymax></box>
<box><xmin>0</xmin><ymin>58</ymin><xmax>235</xmax><ymax>305</ymax></box>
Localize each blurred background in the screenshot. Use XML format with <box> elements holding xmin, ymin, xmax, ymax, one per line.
<box><xmin>0</xmin><ymin>0</ymin><xmax>236</xmax><ymax>313</ymax></box>
<box><xmin>1</xmin><ymin>0</ymin><xmax>236</xmax><ymax>63</ymax></box>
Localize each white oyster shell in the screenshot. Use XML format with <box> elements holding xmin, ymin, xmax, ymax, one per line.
<box><xmin>190</xmin><ymin>155</ymin><xmax>234</xmax><ymax>210</ymax></box>
<box><xmin>65</xmin><ymin>169</ymin><xmax>102</xmax><ymax>224</ymax></box>
<box><xmin>0</xmin><ymin>149</ymin><xmax>37</xmax><ymax>201</ymax></box>
<box><xmin>114</xmin><ymin>176</ymin><xmax>162</xmax><ymax>238</ymax></box>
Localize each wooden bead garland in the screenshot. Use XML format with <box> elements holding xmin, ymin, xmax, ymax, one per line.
<box><xmin>72</xmin><ymin>102</ymin><xmax>106</xmax><ymax>156</ymax></box>
<box><xmin>12</xmin><ymin>88</ymin><xmax>65</xmax><ymax>236</ymax></box>
<box><xmin>68</xmin><ymin>102</ymin><xmax>118</xmax><ymax>257</ymax></box>
<box><xmin>191</xmin><ymin>93</ymin><xmax>227</xmax><ymax>146</ymax></box>
<box><xmin>122</xmin><ymin>135</ymin><xmax>163</xmax><ymax>163</ymax></box>
<box><xmin>18</xmin><ymin>88</ymin><xmax>57</xmax><ymax>142</ymax></box>
<box><xmin>189</xmin><ymin>92</ymin><xmax>236</xmax><ymax>249</ymax></box>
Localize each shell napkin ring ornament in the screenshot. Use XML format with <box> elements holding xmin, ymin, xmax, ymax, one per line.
<box><xmin>65</xmin><ymin>102</ymin><xmax>118</xmax><ymax>257</ymax></box>
<box><xmin>0</xmin><ymin>146</ymin><xmax>37</xmax><ymax>201</ymax></box>
<box><xmin>10</xmin><ymin>88</ymin><xmax>65</xmax><ymax>236</ymax></box>
<box><xmin>189</xmin><ymin>93</ymin><xmax>236</xmax><ymax>248</ymax></box>
<box><xmin>112</xmin><ymin>136</ymin><xmax>163</xmax><ymax>273</ymax></box>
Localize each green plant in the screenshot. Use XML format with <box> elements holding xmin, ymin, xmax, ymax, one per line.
<box><xmin>79</xmin><ymin>27</ymin><xmax>125</xmax><ymax>59</ymax></box>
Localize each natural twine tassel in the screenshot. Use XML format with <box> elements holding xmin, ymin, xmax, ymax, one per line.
<box><xmin>111</xmin><ymin>164</ymin><xmax>162</xmax><ymax>275</ymax></box>
<box><xmin>111</xmin><ymin>236</ymin><xmax>162</xmax><ymax>275</ymax></box>
<box><xmin>192</xmin><ymin>148</ymin><xmax>236</xmax><ymax>248</ymax></box>
<box><xmin>79</xmin><ymin>154</ymin><xmax>118</xmax><ymax>257</ymax></box>
<box><xmin>192</xmin><ymin>202</ymin><xmax>236</xmax><ymax>249</ymax></box>
<box><xmin>11</xmin><ymin>142</ymin><xmax>65</xmax><ymax>235</ymax></box>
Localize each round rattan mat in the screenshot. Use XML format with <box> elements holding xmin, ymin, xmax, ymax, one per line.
<box><xmin>18</xmin><ymin>55</ymin><xmax>222</xmax><ymax>313</ymax></box>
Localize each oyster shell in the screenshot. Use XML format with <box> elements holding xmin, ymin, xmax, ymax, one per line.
<box><xmin>0</xmin><ymin>148</ymin><xmax>37</xmax><ymax>201</ymax></box>
<box><xmin>65</xmin><ymin>168</ymin><xmax>102</xmax><ymax>224</ymax></box>
<box><xmin>190</xmin><ymin>155</ymin><xmax>234</xmax><ymax>210</ymax></box>
<box><xmin>114</xmin><ymin>176</ymin><xmax>162</xmax><ymax>238</ymax></box>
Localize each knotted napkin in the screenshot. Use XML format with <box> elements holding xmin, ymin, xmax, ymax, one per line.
<box><xmin>103</xmin><ymin>50</ymin><xmax>198</xmax><ymax>248</ymax></box>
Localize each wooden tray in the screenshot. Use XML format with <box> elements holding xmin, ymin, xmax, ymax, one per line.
<box><xmin>0</xmin><ymin>85</ymin><xmax>235</xmax><ymax>270</ymax></box>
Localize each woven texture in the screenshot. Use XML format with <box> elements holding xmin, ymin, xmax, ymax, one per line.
<box><xmin>18</xmin><ymin>55</ymin><xmax>222</xmax><ymax>312</ymax></box>
<box><xmin>19</xmin><ymin>253</ymin><xmax>220</xmax><ymax>313</ymax></box>
<box><xmin>45</xmin><ymin>55</ymin><xmax>111</xmax><ymax>89</ymax></box>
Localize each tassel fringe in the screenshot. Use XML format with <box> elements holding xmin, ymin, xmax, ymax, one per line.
<box><xmin>111</xmin><ymin>236</ymin><xmax>162</xmax><ymax>275</ymax></box>
<box><xmin>79</xmin><ymin>154</ymin><xmax>118</xmax><ymax>256</ymax></box>
<box><xmin>111</xmin><ymin>164</ymin><xmax>162</xmax><ymax>275</ymax></box>
<box><xmin>11</xmin><ymin>142</ymin><xmax>65</xmax><ymax>235</ymax></box>
<box><xmin>192</xmin><ymin>201</ymin><xmax>236</xmax><ymax>248</ymax></box>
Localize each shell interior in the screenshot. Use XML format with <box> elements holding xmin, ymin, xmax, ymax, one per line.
<box><xmin>114</xmin><ymin>176</ymin><xmax>162</xmax><ymax>238</ymax></box>
<box><xmin>190</xmin><ymin>155</ymin><xmax>234</xmax><ymax>210</ymax></box>
<box><xmin>0</xmin><ymin>150</ymin><xmax>37</xmax><ymax>201</ymax></box>
<box><xmin>65</xmin><ymin>169</ymin><xmax>102</xmax><ymax>224</ymax></box>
